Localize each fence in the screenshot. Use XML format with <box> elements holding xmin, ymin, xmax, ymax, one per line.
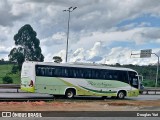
<box><xmin>0</xmin><ymin>84</ymin><xmax>20</xmax><ymax>93</ymax></box>
<box><xmin>141</xmin><ymin>87</ymin><xmax>160</xmax><ymax>95</ymax></box>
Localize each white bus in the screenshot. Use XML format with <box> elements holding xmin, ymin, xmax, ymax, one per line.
<box><xmin>21</xmin><ymin>61</ymin><xmax>140</xmax><ymax>99</ymax></box>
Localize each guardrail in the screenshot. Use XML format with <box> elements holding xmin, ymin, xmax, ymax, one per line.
<box><xmin>0</xmin><ymin>84</ymin><xmax>20</xmax><ymax>93</ymax></box>
<box><xmin>141</xmin><ymin>87</ymin><xmax>160</xmax><ymax>95</ymax></box>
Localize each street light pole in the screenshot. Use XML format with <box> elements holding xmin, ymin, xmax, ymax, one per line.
<box><xmin>63</xmin><ymin>7</ymin><xmax>77</xmax><ymax>63</ymax></box>
<box><xmin>152</xmin><ymin>53</ymin><xmax>159</xmax><ymax>88</ymax></box>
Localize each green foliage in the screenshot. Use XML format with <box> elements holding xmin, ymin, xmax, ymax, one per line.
<box><xmin>0</xmin><ymin>58</ymin><xmax>4</xmax><ymax>62</ymax></box>
<box><xmin>2</xmin><ymin>76</ymin><xmax>13</xmax><ymax>84</ymax></box>
<box><xmin>8</xmin><ymin>47</ymin><xmax>25</xmax><ymax>70</ymax></box>
<box><xmin>142</xmin><ymin>80</ymin><xmax>155</xmax><ymax>87</ymax></box>
<box><xmin>11</xmin><ymin>65</ymin><xmax>19</xmax><ymax>74</ymax></box>
<box><xmin>8</xmin><ymin>24</ymin><xmax>44</xmax><ymax>69</ymax></box>
<box><xmin>53</xmin><ymin>56</ymin><xmax>62</xmax><ymax>63</ymax></box>
<box><xmin>142</xmin><ymin>80</ymin><xmax>160</xmax><ymax>87</ymax></box>
<box><xmin>0</xmin><ymin>64</ymin><xmax>20</xmax><ymax>84</ymax></box>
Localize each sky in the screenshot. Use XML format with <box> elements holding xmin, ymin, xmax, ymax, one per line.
<box><xmin>0</xmin><ymin>0</ymin><xmax>160</xmax><ymax>65</ymax></box>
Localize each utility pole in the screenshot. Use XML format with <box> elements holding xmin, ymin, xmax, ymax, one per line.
<box><xmin>63</xmin><ymin>7</ymin><xmax>77</xmax><ymax>63</ymax></box>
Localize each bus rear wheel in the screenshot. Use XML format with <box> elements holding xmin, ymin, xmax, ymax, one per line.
<box><xmin>65</xmin><ymin>89</ymin><xmax>75</xmax><ymax>99</ymax></box>
<box><xmin>117</xmin><ymin>91</ymin><xmax>125</xmax><ymax>99</ymax></box>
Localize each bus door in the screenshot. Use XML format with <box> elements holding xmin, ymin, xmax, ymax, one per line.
<box><xmin>128</xmin><ymin>71</ymin><xmax>139</xmax><ymax>89</ymax></box>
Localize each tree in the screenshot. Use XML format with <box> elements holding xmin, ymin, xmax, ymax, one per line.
<box><xmin>2</xmin><ymin>76</ymin><xmax>13</xmax><ymax>84</ymax></box>
<box><xmin>53</xmin><ymin>56</ymin><xmax>62</xmax><ymax>63</ymax></box>
<box><xmin>8</xmin><ymin>47</ymin><xmax>25</xmax><ymax>70</ymax></box>
<box><xmin>0</xmin><ymin>58</ymin><xmax>5</xmax><ymax>64</ymax></box>
<box><xmin>8</xmin><ymin>24</ymin><xmax>44</xmax><ymax>69</ymax></box>
<box><xmin>115</xmin><ymin>63</ymin><xmax>121</xmax><ymax>66</ymax></box>
<box><xmin>0</xmin><ymin>58</ymin><xmax>4</xmax><ymax>62</ymax></box>
<box><xmin>11</xmin><ymin>65</ymin><xmax>19</xmax><ymax>74</ymax></box>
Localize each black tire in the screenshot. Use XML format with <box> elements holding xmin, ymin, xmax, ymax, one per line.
<box><xmin>111</xmin><ymin>96</ymin><xmax>117</xmax><ymax>99</ymax></box>
<box><xmin>65</xmin><ymin>89</ymin><xmax>75</xmax><ymax>99</ymax></box>
<box><xmin>101</xmin><ymin>96</ymin><xmax>108</xmax><ymax>99</ymax></box>
<box><xmin>139</xmin><ymin>91</ymin><xmax>143</xmax><ymax>94</ymax></box>
<box><xmin>117</xmin><ymin>91</ymin><xmax>125</xmax><ymax>99</ymax></box>
<box><xmin>54</xmin><ymin>95</ymin><xmax>64</xmax><ymax>99</ymax></box>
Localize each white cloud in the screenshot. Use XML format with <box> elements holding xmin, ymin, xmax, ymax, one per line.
<box><xmin>41</xmin><ymin>32</ymin><xmax>66</xmax><ymax>46</ymax></box>
<box><xmin>52</xmin><ymin>42</ymin><xmax>159</xmax><ymax>65</ymax></box>
<box><xmin>132</xmin><ymin>28</ymin><xmax>160</xmax><ymax>44</ymax></box>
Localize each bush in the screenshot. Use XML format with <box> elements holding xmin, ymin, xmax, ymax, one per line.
<box><xmin>2</xmin><ymin>76</ymin><xmax>13</xmax><ymax>84</ymax></box>
<box><xmin>11</xmin><ymin>65</ymin><xmax>19</xmax><ymax>74</ymax></box>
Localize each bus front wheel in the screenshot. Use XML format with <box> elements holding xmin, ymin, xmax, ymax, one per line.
<box><xmin>65</xmin><ymin>89</ymin><xmax>75</xmax><ymax>99</ymax></box>
<box><xmin>117</xmin><ymin>91</ymin><xmax>125</xmax><ymax>99</ymax></box>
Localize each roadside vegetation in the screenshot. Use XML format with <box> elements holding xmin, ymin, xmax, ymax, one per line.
<box><xmin>0</xmin><ymin>64</ymin><xmax>20</xmax><ymax>84</ymax></box>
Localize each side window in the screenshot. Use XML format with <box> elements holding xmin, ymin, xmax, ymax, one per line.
<box><xmin>64</xmin><ymin>68</ymin><xmax>68</xmax><ymax>77</ymax></box>
<box><xmin>83</xmin><ymin>69</ymin><xmax>90</xmax><ymax>79</ymax></box>
<box><xmin>80</xmin><ymin>69</ymin><xmax>84</xmax><ymax>78</ymax></box>
<box><xmin>35</xmin><ymin>65</ymin><xmax>58</xmax><ymax>77</ymax></box>
<box><xmin>118</xmin><ymin>71</ymin><xmax>128</xmax><ymax>83</ymax></box>
<box><xmin>73</xmin><ymin>68</ymin><xmax>77</xmax><ymax>77</ymax></box>
<box><xmin>112</xmin><ymin>71</ymin><xmax>118</xmax><ymax>80</ymax></box>
<box><xmin>87</xmin><ymin>69</ymin><xmax>92</xmax><ymax>79</ymax></box>
<box><xmin>55</xmin><ymin>67</ymin><xmax>62</xmax><ymax>77</ymax></box>
<box><xmin>108</xmin><ymin>70</ymin><xmax>113</xmax><ymax>80</ymax></box>
<box><xmin>103</xmin><ymin>70</ymin><xmax>109</xmax><ymax>80</ymax></box>
<box><xmin>41</xmin><ymin>68</ymin><xmax>45</xmax><ymax>76</ymax></box>
<box><xmin>91</xmin><ymin>69</ymin><xmax>96</xmax><ymax>79</ymax></box>
<box><xmin>45</xmin><ymin>67</ymin><xmax>49</xmax><ymax>76</ymax></box>
<box><xmin>95</xmin><ymin>69</ymin><xmax>100</xmax><ymax>79</ymax></box>
<box><xmin>50</xmin><ymin>68</ymin><xmax>55</xmax><ymax>76</ymax></box>
<box><xmin>68</xmin><ymin>67</ymin><xmax>74</xmax><ymax>78</ymax></box>
<box><xmin>89</xmin><ymin>69</ymin><xmax>102</xmax><ymax>80</ymax></box>
<box><xmin>48</xmin><ymin>68</ymin><xmax>52</xmax><ymax>76</ymax></box>
<box><xmin>36</xmin><ymin>67</ymin><xmax>41</xmax><ymax>76</ymax></box>
<box><xmin>60</xmin><ymin>67</ymin><xmax>70</xmax><ymax>77</ymax></box>
<box><xmin>100</xmin><ymin>70</ymin><xmax>107</xmax><ymax>79</ymax></box>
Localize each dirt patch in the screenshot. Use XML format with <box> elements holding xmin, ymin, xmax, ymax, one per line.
<box><xmin>0</xmin><ymin>100</ymin><xmax>160</xmax><ymax>111</ymax></box>
<box><xmin>107</xmin><ymin>102</ymin><xmax>136</xmax><ymax>106</ymax></box>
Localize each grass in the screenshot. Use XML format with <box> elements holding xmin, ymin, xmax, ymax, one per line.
<box><xmin>142</xmin><ymin>79</ymin><xmax>160</xmax><ymax>87</ymax></box>
<box><xmin>0</xmin><ymin>64</ymin><xmax>20</xmax><ymax>84</ymax></box>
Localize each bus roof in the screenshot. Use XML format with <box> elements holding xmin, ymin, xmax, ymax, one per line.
<box><xmin>23</xmin><ymin>61</ymin><xmax>137</xmax><ymax>72</ymax></box>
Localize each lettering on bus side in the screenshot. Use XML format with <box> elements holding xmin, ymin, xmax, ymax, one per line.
<box><xmin>88</xmin><ymin>81</ymin><xmax>112</xmax><ymax>87</ymax></box>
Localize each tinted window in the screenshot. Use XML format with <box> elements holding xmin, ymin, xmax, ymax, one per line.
<box><xmin>117</xmin><ymin>71</ymin><xmax>129</xmax><ymax>83</ymax></box>
<box><xmin>35</xmin><ymin>65</ymin><xmax>129</xmax><ymax>82</ymax></box>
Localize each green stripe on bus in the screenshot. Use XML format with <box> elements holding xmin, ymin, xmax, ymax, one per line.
<box><xmin>80</xmin><ymin>85</ymin><xmax>117</xmax><ymax>93</ymax></box>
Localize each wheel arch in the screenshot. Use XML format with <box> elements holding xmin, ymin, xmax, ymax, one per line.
<box><xmin>117</xmin><ymin>90</ymin><xmax>127</xmax><ymax>96</ymax></box>
<box><xmin>64</xmin><ymin>87</ymin><xmax>77</xmax><ymax>95</ymax></box>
